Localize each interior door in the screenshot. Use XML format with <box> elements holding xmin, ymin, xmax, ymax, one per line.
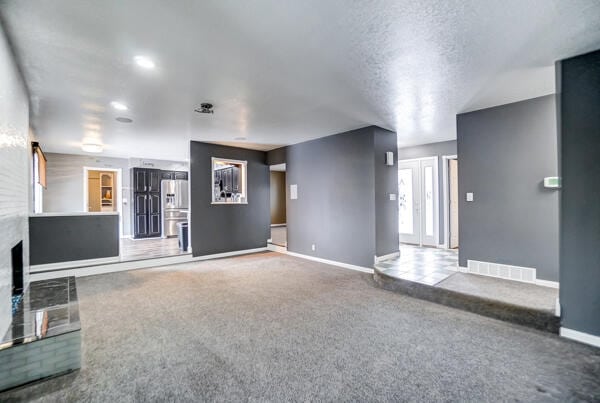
<box><xmin>449</xmin><ymin>159</ymin><xmax>459</xmax><ymax>248</ymax></box>
<box><xmin>398</xmin><ymin>160</ymin><xmax>421</xmax><ymax>244</ymax></box>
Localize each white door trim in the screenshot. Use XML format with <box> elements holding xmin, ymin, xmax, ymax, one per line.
<box><xmin>83</xmin><ymin>166</ymin><xmax>123</xmax><ymax>238</ymax></box>
<box><xmin>442</xmin><ymin>155</ymin><xmax>458</xmax><ymax>249</ymax></box>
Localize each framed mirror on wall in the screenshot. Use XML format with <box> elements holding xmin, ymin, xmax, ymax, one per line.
<box><xmin>211</xmin><ymin>157</ymin><xmax>248</xmax><ymax>204</ymax></box>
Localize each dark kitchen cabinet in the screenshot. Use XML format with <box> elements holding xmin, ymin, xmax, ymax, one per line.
<box><xmin>131</xmin><ymin>168</ymin><xmax>161</xmax><ymax>238</ymax></box>
<box><xmin>134</xmin><ymin>169</ymin><xmax>147</xmax><ymax>192</ymax></box>
<box><xmin>161</xmin><ymin>171</ymin><xmax>188</xmax><ymax>180</ymax></box>
<box><xmin>148</xmin><ymin>170</ymin><xmax>161</xmax><ymax>192</ymax></box>
<box><xmin>232</xmin><ymin>167</ymin><xmax>239</xmax><ymax>192</ymax></box>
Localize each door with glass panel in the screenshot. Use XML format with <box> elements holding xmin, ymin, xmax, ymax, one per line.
<box><xmin>398</xmin><ymin>157</ymin><xmax>438</xmax><ymax>246</ymax></box>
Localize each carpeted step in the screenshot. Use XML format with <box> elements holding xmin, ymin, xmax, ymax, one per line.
<box><xmin>373</xmin><ymin>268</ymin><xmax>560</xmax><ymax>333</ymax></box>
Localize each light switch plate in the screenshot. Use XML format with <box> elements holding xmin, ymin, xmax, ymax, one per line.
<box><xmin>466</xmin><ymin>192</ymin><xmax>474</xmax><ymax>202</ymax></box>
<box><xmin>290</xmin><ymin>184</ymin><xmax>298</xmax><ymax>200</ymax></box>
<box><xmin>389</xmin><ymin>193</ymin><xmax>397</xmax><ymax>201</ymax></box>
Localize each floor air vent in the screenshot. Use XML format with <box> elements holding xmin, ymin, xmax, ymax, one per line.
<box><xmin>467</xmin><ymin>260</ymin><xmax>536</xmax><ymax>284</ymax></box>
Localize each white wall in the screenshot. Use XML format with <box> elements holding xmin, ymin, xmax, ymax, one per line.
<box><xmin>43</xmin><ymin>153</ymin><xmax>189</xmax><ymax>237</ymax></box>
<box><xmin>0</xmin><ymin>25</ymin><xmax>31</xmax><ymax>337</ymax></box>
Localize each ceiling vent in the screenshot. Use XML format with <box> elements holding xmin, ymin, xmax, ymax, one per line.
<box><xmin>195</xmin><ymin>103</ymin><xmax>214</xmax><ymax>114</ymax></box>
<box><xmin>116</xmin><ymin>117</ymin><xmax>133</xmax><ymax>123</ymax></box>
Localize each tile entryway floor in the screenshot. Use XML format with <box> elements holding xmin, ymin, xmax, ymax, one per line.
<box><xmin>376</xmin><ymin>244</ymin><xmax>458</xmax><ymax>285</ymax></box>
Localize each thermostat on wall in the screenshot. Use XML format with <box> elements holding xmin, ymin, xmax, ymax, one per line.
<box><xmin>544</xmin><ymin>177</ymin><xmax>561</xmax><ymax>188</ymax></box>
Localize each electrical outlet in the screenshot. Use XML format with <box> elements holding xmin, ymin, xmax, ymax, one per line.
<box><xmin>311</xmin><ymin>244</ymin><xmax>316</xmax><ymax>251</ymax></box>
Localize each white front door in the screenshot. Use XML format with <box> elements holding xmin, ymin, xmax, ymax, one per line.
<box><xmin>449</xmin><ymin>159</ymin><xmax>459</xmax><ymax>249</ymax></box>
<box><xmin>398</xmin><ymin>157</ymin><xmax>438</xmax><ymax>246</ymax></box>
<box><xmin>398</xmin><ymin>160</ymin><xmax>420</xmax><ymax>244</ymax></box>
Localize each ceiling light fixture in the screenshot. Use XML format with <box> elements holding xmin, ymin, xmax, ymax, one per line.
<box><xmin>81</xmin><ymin>143</ymin><xmax>103</xmax><ymax>153</ymax></box>
<box><xmin>110</xmin><ymin>101</ymin><xmax>128</xmax><ymax>111</ymax></box>
<box><xmin>134</xmin><ymin>55</ymin><xmax>155</xmax><ymax>69</ymax></box>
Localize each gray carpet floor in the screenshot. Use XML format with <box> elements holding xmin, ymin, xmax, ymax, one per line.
<box><xmin>2</xmin><ymin>252</ymin><xmax>599</xmax><ymax>402</ymax></box>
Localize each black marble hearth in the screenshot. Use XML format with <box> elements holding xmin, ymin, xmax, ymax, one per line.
<box><xmin>0</xmin><ymin>277</ymin><xmax>81</xmax><ymax>391</ymax></box>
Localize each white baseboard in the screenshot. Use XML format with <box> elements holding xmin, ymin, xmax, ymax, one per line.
<box><xmin>282</xmin><ymin>251</ymin><xmax>374</xmax><ymax>274</ymax></box>
<box><xmin>30</xmin><ymin>256</ymin><xmax>120</xmax><ymax>273</ymax></box>
<box><xmin>560</xmin><ymin>327</ymin><xmax>600</xmax><ymax>348</ymax></box>
<box><xmin>270</xmin><ymin>223</ymin><xmax>286</xmax><ymax>227</ymax></box>
<box><xmin>458</xmin><ymin>266</ymin><xmax>468</xmax><ymax>273</ymax></box>
<box><xmin>535</xmin><ymin>278</ymin><xmax>560</xmax><ymax>289</ymax></box>
<box><xmin>30</xmin><ymin>247</ymin><xmax>268</xmax><ymax>281</ymax></box>
<box><xmin>374</xmin><ymin>251</ymin><xmax>401</xmax><ymax>264</ymax></box>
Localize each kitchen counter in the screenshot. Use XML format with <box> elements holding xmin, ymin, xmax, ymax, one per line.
<box><xmin>31</xmin><ymin>212</ymin><xmax>119</xmax><ymax>217</ymax></box>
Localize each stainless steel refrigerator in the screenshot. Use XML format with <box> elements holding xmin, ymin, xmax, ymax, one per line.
<box><xmin>161</xmin><ymin>179</ymin><xmax>189</xmax><ymax>238</ymax></box>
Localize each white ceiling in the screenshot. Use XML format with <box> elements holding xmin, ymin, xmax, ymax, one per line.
<box><xmin>2</xmin><ymin>0</ymin><xmax>600</xmax><ymax>161</ymax></box>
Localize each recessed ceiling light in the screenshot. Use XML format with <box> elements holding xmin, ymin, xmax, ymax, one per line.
<box><xmin>81</xmin><ymin>143</ymin><xmax>103</xmax><ymax>153</ymax></box>
<box><xmin>110</xmin><ymin>101</ymin><xmax>128</xmax><ymax>111</ymax></box>
<box><xmin>134</xmin><ymin>55</ymin><xmax>155</xmax><ymax>69</ymax></box>
<box><xmin>116</xmin><ymin>117</ymin><xmax>133</xmax><ymax>123</ymax></box>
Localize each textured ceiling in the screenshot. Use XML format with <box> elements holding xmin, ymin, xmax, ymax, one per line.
<box><xmin>1</xmin><ymin>0</ymin><xmax>600</xmax><ymax>160</ymax></box>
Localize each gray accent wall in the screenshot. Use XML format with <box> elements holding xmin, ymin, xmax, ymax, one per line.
<box><xmin>189</xmin><ymin>142</ymin><xmax>270</xmax><ymax>256</ymax></box>
<box><xmin>286</xmin><ymin>127</ymin><xmax>376</xmax><ymax>267</ymax></box>
<box><xmin>0</xmin><ymin>23</ymin><xmax>30</xmax><ymax>338</ymax></box>
<box><xmin>374</xmin><ymin>128</ymin><xmax>400</xmax><ymax>257</ymax></box>
<box><xmin>456</xmin><ymin>95</ymin><xmax>559</xmax><ymax>281</ymax></box>
<box><xmin>558</xmin><ymin>49</ymin><xmax>600</xmax><ymax>338</ymax></box>
<box><xmin>266</xmin><ymin>147</ymin><xmax>286</xmax><ymax>166</ymax></box>
<box><xmin>397</xmin><ymin>140</ymin><xmax>457</xmax><ymax>245</ymax></box>
<box><xmin>29</xmin><ymin>214</ymin><xmax>119</xmax><ymax>265</ymax></box>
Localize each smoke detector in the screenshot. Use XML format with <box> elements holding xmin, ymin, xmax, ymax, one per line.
<box><xmin>195</xmin><ymin>103</ymin><xmax>214</xmax><ymax>114</ymax></box>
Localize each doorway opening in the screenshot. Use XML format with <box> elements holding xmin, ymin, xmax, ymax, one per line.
<box><xmin>269</xmin><ymin>163</ymin><xmax>287</xmax><ymax>248</ymax></box>
<box><xmin>83</xmin><ymin>167</ymin><xmax>123</xmax><ymax>237</ymax></box>
<box><xmin>442</xmin><ymin>155</ymin><xmax>459</xmax><ymax>249</ymax></box>
<box><xmin>398</xmin><ymin>157</ymin><xmax>439</xmax><ymax>247</ymax></box>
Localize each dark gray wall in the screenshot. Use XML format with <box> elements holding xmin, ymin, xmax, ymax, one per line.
<box><xmin>374</xmin><ymin>127</ymin><xmax>400</xmax><ymax>256</ymax></box>
<box><xmin>558</xmin><ymin>50</ymin><xmax>600</xmax><ymax>337</ymax></box>
<box><xmin>29</xmin><ymin>215</ymin><xmax>119</xmax><ymax>265</ymax></box>
<box><xmin>397</xmin><ymin>140</ymin><xmax>457</xmax><ymax>244</ymax></box>
<box><xmin>190</xmin><ymin>142</ymin><xmax>270</xmax><ymax>256</ymax></box>
<box><xmin>286</xmin><ymin>127</ymin><xmax>376</xmax><ymax>267</ymax></box>
<box><xmin>266</xmin><ymin>147</ymin><xmax>286</xmax><ymax>166</ymax></box>
<box><xmin>457</xmin><ymin>95</ymin><xmax>559</xmax><ymax>281</ymax></box>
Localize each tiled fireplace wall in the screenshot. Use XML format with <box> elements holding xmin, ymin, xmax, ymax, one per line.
<box><xmin>0</xmin><ymin>23</ymin><xmax>31</xmax><ymax>337</ymax></box>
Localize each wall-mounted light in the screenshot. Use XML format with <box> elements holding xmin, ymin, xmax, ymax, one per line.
<box><xmin>81</xmin><ymin>143</ymin><xmax>103</xmax><ymax>153</ymax></box>
<box><xmin>385</xmin><ymin>151</ymin><xmax>394</xmax><ymax>166</ymax></box>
